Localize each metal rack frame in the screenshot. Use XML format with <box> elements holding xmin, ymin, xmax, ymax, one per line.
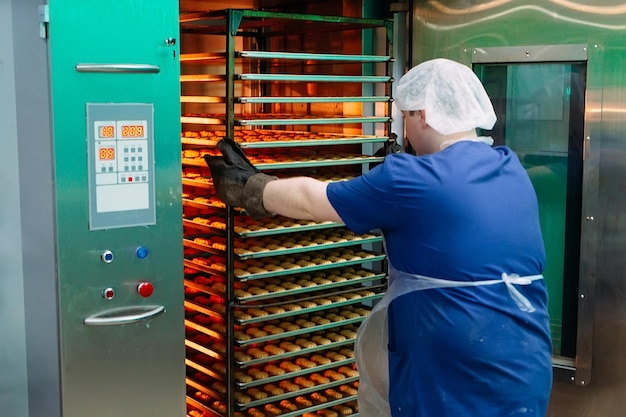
<box><xmin>180</xmin><ymin>9</ymin><xmax>395</xmax><ymax>417</ymax></box>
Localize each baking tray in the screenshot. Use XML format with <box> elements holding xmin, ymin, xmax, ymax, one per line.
<box><xmin>186</xmin><ymin>383</ymin><xmax>358</xmax><ymax>417</ymax></box>
<box><xmin>184</xmin><ymin>271</ymin><xmax>384</xmax><ymax>304</ymax></box>
<box><xmin>235</xmin><ymin>337</ymin><xmax>355</xmax><ymax>368</ymax></box>
<box><xmin>182</xmin><ymin>155</ymin><xmax>385</xmax><ymax>169</ymax></box>
<box><xmin>185</xmin><ymin>319</ymin><xmax>224</xmax><ymax>341</ymax></box>
<box><xmin>234</xmin><ymin>253</ymin><xmax>387</xmax><ymax>281</ymax></box>
<box><xmin>184</xmin><ymin>251</ymin><xmax>385</xmax><ymax>281</ymax></box>
<box><xmin>236</xmin><ymin>221</ymin><xmax>343</xmax><ymax>238</ymax></box>
<box><xmin>186</xmin><ymin>359</ymin><xmax>224</xmax><ymax>383</ymax></box>
<box><xmin>235</xmin><ymin>290</ymin><xmax>384</xmax><ymax>325</ymax></box>
<box><xmin>184</xmin><ymin>299</ymin><xmax>227</xmax><ymax>321</ymax></box>
<box><xmin>182</xmin><ymin>197</ymin><xmax>225</xmax><ymax>211</ymax></box>
<box><xmin>182</xmin><ymin>178</ymin><xmax>213</xmax><ymax>189</ymax></box>
<box><xmin>234</xmin><ymin>316</ymin><xmax>364</xmax><ymax>347</ymax></box>
<box><xmin>235</xmin><ymin>272</ymin><xmax>385</xmax><ymax>303</ymax></box>
<box><xmin>183</xmin><ymin>259</ymin><xmax>226</xmax><ymax>276</ymax></box>
<box><xmin>185</xmin><ymin>338</ymin><xmax>224</xmax><ymax>362</ymax></box>
<box><xmin>185</xmin><ymin>398</ymin><xmax>221</xmax><ymax>417</ymax></box>
<box><xmin>238</xmin><ymin>135</ymin><xmax>386</xmax><ymax>148</ymax></box>
<box><xmin>236</xmin><ymin>358</ymin><xmax>356</xmax><ymax>390</ymax></box>
<box><xmin>183</xmin><ymin>234</ymin><xmax>382</xmax><ymax>259</ymax></box>
<box><xmin>184</xmin><ymin>217</ymin><xmax>342</xmax><ymax>236</ymax></box>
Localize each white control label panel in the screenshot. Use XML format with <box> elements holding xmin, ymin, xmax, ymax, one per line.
<box><xmin>87</xmin><ymin>104</ymin><xmax>155</xmax><ymax>230</ymax></box>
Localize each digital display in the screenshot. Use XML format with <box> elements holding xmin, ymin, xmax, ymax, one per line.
<box><xmin>121</xmin><ymin>124</ymin><xmax>145</xmax><ymax>138</ymax></box>
<box><xmin>98</xmin><ymin>125</ymin><xmax>115</xmax><ymax>138</ymax></box>
<box><xmin>99</xmin><ymin>147</ymin><xmax>115</xmax><ymax>161</ymax></box>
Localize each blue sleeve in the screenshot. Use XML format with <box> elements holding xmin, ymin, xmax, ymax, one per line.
<box><xmin>326</xmin><ymin>154</ymin><xmax>417</xmax><ymax>234</ymax></box>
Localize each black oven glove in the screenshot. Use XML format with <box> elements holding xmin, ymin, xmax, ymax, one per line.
<box><xmin>204</xmin><ymin>138</ymin><xmax>277</xmax><ymax>219</ymax></box>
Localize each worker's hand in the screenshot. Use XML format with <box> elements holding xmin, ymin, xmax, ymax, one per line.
<box><xmin>204</xmin><ymin>139</ymin><xmax>277</xmax><ymax>218</ymax></box>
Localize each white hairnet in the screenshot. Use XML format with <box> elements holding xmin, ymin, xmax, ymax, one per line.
<box><xmin>395</xmin><ymin>58</ymin><xmax>497</xmax><ymax>135</ymax></box>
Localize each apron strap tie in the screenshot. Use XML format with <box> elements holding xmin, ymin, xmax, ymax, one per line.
<box><xmin>501</xmin><ymin>273</ymin><xmax>542</xmax><ymax>313</ymax></box>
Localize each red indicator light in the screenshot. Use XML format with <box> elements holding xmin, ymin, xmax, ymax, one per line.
<box><xmin>102</xmin><ymin>288</ymin><xmax>115</xmax><ymax>300</ymax></box>
<box><xmin>128</xmin><ymin>177</ymin><xmax>133</xmax><ymax>182</ymax></box>
<box><xmin>137</xmin><ymin>282</ymin><xmax>154</xmax><ymax>298</ymax></box>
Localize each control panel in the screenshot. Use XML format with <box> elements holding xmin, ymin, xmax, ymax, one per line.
<box><xmin>86</xmin><ymin>103</ymin><xmax>155</xmax><ymax>230</ymax></box>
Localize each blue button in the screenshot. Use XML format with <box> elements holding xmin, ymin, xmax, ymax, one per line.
<box><xmin>136</xmin><ymin>247</ymin><xmax>149</xmax><ymax>259</ymax></box>
<box><xmin>101</xmin><ymin>250</ymin><xmax>114</xmax><ymax>263</ymax></box>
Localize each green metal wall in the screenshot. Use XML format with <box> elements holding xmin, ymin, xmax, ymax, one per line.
<box><xmin>47</xmin><ymin>1</ymin><xmax>185</xmax><ymax>416</ymax></box>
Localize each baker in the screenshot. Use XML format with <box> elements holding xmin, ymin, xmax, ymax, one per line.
<box><xmin>205</xmin><ymin>58</ymin><xmax>553</xmax><ymax>417</ymax></box>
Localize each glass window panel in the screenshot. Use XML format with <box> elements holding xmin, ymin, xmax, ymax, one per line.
<box><xmin>475</xmin><ymin>62</ymin><xmax>586</xmax><ymax>358</ymax></box>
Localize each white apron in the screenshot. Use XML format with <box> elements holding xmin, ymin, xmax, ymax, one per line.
<box><xmin>354</xmin><ymin>263</ymin><xmax>544</xmax><ymax>417</ymax></box>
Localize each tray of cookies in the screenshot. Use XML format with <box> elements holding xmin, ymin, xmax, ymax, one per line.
<box><xmin>233</xmin><ymin>311</ymin><xmax>366</xmax><ymax>346</ymax></box>
<box><xmin>186</xmin><ymin>352</ymin><xmax>225</xmax><ymax>383</ymax></box>
<box><xmin>187</xmin><ymin>348</ymin><xmax>358</xmax><ymax>390</ymax></box>
<box><xmin>187</xmin><ymin>363</ymin><xmax>359</xmax><ymax>411</ymax></box>
<box><xmin>183</xmin><ymin>252</ymin><xmax>239</xmax><ymax>276</ymax></box>
<box><xmin>181</xmin><ymin>128</ymin><xmax>388</xmax><ymax>148</ymax></box>
<box><xmin>183</xmin><ymin>249</ymin><xmax>386</xmax><ymax>280</ymax></box>
<box><xmin>231</xmin><ymin>268</ymin><xmax>385</xmax><ymax>303</ymax></box>
<box><xmin>183</xmin><ymin>229</ymin><xmax>382</xmax><ymax>259</ymax></box>
<box><xmin>184</xmin><ymin>215</ymin><xmax>343</xmax><ymax>237</ymax></box>
<box><xmin>185</xmin><ymin>338</ymin><xmax>225</xmax><ymax>363</ymax></box>
<box><xmin>184</xmin><ymin>300</ymin><xmax>369</xmax><ymax>347</ymax></box>
<box><xmin>182</xmin><ymin>177</ymin><xmax>214</xmax><ymax>189</ymax></box>
<box><xmin>235</xmin><ymin>350</ymin><xmax>358</xmax><ymax>389</ymax></box>
<box><xmin>232</xmin><ymin>287</ymin><xmax>383</xmax><ymax>325</ymax></box>
<box><xmin>184</xmin><ymin>273</ymin><xmax>228</xmax><ymax>299</ymax></box>
<box><xmin>184</xmin><ymin>299</ymin><xmax>227</xmax><ymax>322</ymax></box>
<box><xmin>182</xmin><ymin>151</ymin><xmax>385</xmax><ymax>170</ymax></box>
<box><xmin>232</xmin><ymin>329</ymin><xmax>360</xmax><ymax>368</ymax></box>
<box><xmin>233</xmin><ymin>250</ymin><xmax>386</xmax><ymax>281</ymax></box>
<box><xmin>182</xmin><ymin>196</ymin><xmax>226</xmax><ymax>210</ymax></box>
<box><xmin>187</xmin><ymin>347</ymin><xmax>357</xmax><ymax>386</ymax></box>
<box><xmin>187</xmin><ymin>384</ymin><xmax>359</xmax><ymax>417</ymax></box>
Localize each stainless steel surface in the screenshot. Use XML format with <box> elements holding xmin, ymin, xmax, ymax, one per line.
<box><xmin>6</xmin><ymin>1</ymin><xmax>186</xmax><ymax>417</ymax></box>
<box><xmin>4</xmin><ymin>1</ymin><xmax>61</xmax><ymax>417</ymax></box>
<box><xmin>83</xmin><ymin>305</ymin><xmax>166</xmax><ymax>326</ymax></box>
<box><xmin>411</xmin><ymin>1</ymin><xmax>626</xmax><ymax>415</ymax></box>
<box><xmin>1</xmin><ymin>2</ymin><xmax>37</xmax><ymax>417</ymax></box>
<box><xmin>75</xmin><ymin>63</ymin><xmax>162</xmax><ymax>73</ymax></box>
<box><xmin>470</xmin><ymin>44</ymin><xmax>588</xmax><ymax>63</ymax></box>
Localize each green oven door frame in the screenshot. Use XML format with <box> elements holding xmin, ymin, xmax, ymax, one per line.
<box><xmin>47</xmin><ymin>1</ymin><xmax>185</xmax><ymax>416</ymax></box>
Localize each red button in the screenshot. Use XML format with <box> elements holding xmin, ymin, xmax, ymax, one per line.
<box><xmin>102</xmin><ymin>288</ymin><xmax>115</xmax><ymax>300</ymax></box>
<box><xmin>137</xmin><ymin>282</ymin><xmax>154</xmax><ymax>298</ymax></box>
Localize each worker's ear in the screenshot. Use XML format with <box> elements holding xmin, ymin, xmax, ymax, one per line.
<box><xmin>418</xmin><ymin>110</ymin><xmax>428</xmax><ymax>129</ymax></box>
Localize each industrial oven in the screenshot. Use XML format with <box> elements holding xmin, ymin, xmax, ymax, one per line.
<box><xmin>3</xmin><ymin>1</ymin><xmax>399</xmax><ymax>417</ymax></box>
<box><xmin>3</xmin><ymin>1</ymin><xmax>185</xmax><ymax>417</ymax></box>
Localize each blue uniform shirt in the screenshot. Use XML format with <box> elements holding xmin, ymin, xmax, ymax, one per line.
<box><xmin>327</xmin><ymin>141</ymin><xmax>553</xmax><ymax>417</ymax></box>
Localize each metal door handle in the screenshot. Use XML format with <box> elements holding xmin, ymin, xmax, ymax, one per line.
<box><xmin>75</xmin><ymin>63</ymin><xmax>161</xmax><ymax>73</ymax></box>
<box><xmin>84</xmin><ymin>305</ymin><xmax>165</xmax><ymax>326</ymax></box>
